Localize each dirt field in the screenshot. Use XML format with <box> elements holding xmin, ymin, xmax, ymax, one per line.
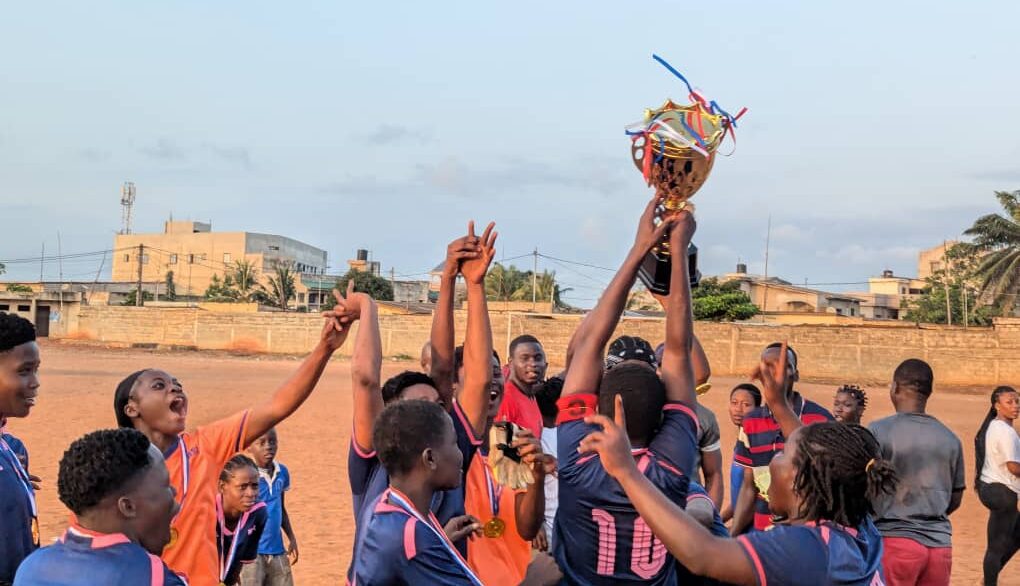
<box><xmin>5</xmin><ymin>340</ymin><xmax>1016</xmax><ymax>585</ymax></box>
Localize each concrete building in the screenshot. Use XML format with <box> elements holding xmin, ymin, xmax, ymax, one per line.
<box><xmin>0</xmin><ymin>287</ymin><xmax>81</xmax><ymax>337</ymax></box>
<box><xmin>846</xmin><ymin>270</ymin><xmax>928</xmax><ymax>320</ymax></box>
<box><xmin>720</xmin><ymin>270</ymin><xmax>862</xmax><ymax>317</ymax></box>
<box><xmin>917</xmin><ymin>241</ymin><xmax>958</xmax><ymax>280</ymax></box>
<box><xmin>112</xmin><ymin>221</ymin><xmax>328</xmax><ymax>299</ymax></box>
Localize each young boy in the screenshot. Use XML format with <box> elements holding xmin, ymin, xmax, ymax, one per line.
<box><xmin>242</xmin><ymin>428</ymin><xmax>296</xmax><ymax>586</ymax></box>
<box><xmin>0</xmin><ymin>313</ymin><xmax>40</xmax><ymax>585</ymax></box>
<box><xmin>554</xmin><ymin>200</ymin><xmax>700</xmax><ymax>585</ymax></box>
<box><xmin>113</xmin><ymin>311</ymin><xmax>349</xmax><ymax>586</ymax></box>
<box><xmin>14</xmin><ymin>428</ymin><xmax>186</xmax><ymax>585</ymax></box>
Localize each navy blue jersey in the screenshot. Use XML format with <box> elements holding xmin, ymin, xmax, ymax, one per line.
<box><xmin>13</xmin><ymin>526</ymin><xmax>186</xmax><ymax>586</ymax></box>
<box><xmin>737</xmin><ymin>518</ymin><xmax>886</xmax><ymax>586</ymax></box>
<box><xmin>0</xmin><ymin>432</ymin><xmax>36</xmax><ymax>583</ymax></box>
<box><xmin>674</xmin><ymin>482</ymin><xmax>731</xmax><ymax>586</ymax></box>
<box><xmin>353</xmin><ymin>488</ymin><xmax>483</xmax><ymax>586</ymax></box>
<box><xmin>347</xmin><ymin>401</ymin><xmax>480</xmax><ymax>579</ymax></box>
<box><xmin>216</xmin><ymin>500</ymin><xmax>267</xmax><ymax>586</ymax></box>
<box><xmin>553</xmin><ymin>395</ymin><xmax>698</xmax><ymax>585</ymax></box>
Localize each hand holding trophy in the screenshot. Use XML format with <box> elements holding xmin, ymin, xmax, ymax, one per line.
<box><xmin>626</xmin><ymin>55</ymin><xmax>746</xmax><ymax>295</ymax></box>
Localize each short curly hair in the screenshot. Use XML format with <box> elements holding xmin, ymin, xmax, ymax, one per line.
<box><xmin>381</xmin><ymin>371</ymin><xmax>438</xmax><ymax>404</ymax></box>
<box><xmin>58</xmin><ymin>428</ymin><xmax>154</xmax><ymax>515</ymax></box>
<box><xmin>373</xmin><ymin>400</ymin><xmax>451</xmax><ymax>477</ymax></box>
<box><xmin>0</xmin><ymin>313</ymin><xmax>36</xmax><ymax>353</ymax></box>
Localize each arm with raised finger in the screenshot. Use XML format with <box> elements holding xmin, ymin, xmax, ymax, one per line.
<box><xmin>431</xmin><ymin>230</ymin><xmax>481</xmax><ymax>407</ymax></box>
<box><xmin>458</xmin><ymin>221</ymin><xmax>498</xmax><ymax>437</ymax></box>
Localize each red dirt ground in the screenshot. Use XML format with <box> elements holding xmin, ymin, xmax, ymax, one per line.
<box><xmin>5</xmin><ymin>341</ymin><xmax>1015</xmax><ymax>585</ymax></box>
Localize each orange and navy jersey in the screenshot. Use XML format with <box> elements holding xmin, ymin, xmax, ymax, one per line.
<box><xmin>353</xmin><ymin>488</ymin><xmax>483</xmax><ymax>586</ymax></box>
<box><xmin>733</xmin><ymin>393</ymin><xmax>832</xmax><ymax>531</ymax></box>
<box><xmin>553</xmin><ymin>394</ymin><xmax>698</xmax><ymax>585</ymax></box>
<box><xmin>216</xmin><ymin>501</ymin><xmax>267</xmax><ymax>586</ymax></box>
<box><xmin>162</xmin><ymin>410</ymin><xmax>251</xmax><ymax>586</ymax></box>
<box><xmin>464</xmin><ymin>452</ymin><xmax>530</xmax><ymax>586</ymax></box>
<box><xmin>14</xmin><ymin>525</ymin><xmax>186</xmax><ymax>586</ymax></box>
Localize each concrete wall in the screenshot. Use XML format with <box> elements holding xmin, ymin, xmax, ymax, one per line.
<box><xmin>67</xmin><ymin>306</ymin><xmax>1020</xmax><ymax>386</ymax></box>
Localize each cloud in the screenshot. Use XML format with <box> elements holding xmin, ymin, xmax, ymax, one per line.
<box><xmin>138</xmin><ymin>138</ymin><xmax>187</xmax><ymax>161</ymax></box>
<box><xmin>815</xmin><ymin>244</ymin><xmax>919</xmax><ymax>265</ymax></box>
<box><xmin>203</xmin><ymin>143</ymin><xmax>252</xmax><ymax>169</ymax></box>
<box><xmin>968</xmin><ymin>169</ymin><xmax>1020</xmax><ymax>183</ymax></box>
<box><xmin>359</xmin><ymin>124</ymin><xmax>434</xmax><ymax>146</ymax></box>
<box><xmin>318</xmin><ymin>174</ymin><xmax>407</xmax><ymax>196</ymax></box>
<box><xmin>77</xmin><ymin>148</ymin><xmax>111</xmax><ymax>162</ymax></box>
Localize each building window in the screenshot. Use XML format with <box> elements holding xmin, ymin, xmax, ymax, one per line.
<box><xmin>835</xmin><ymin>308</ymin><xmax>843</xmax><ymax>315</ymax></box>
<box><xmin>901</xmin><ymin>287</ymin><xmax>906</xmax><ymax>294</ymax></box>
<box><xmin>141</xmin><ymin>254</ymin><xmax>149</xmax><ymax>265</ymax></box>
<box><xmin>188</xmin><ymin>254</ymin><xmax>195</xmax><ymax>264</ymax></box>
<box><xmin>223</xmin><ymin>253</ymin><xmax>232</xmax><ymax>264</ymax></box>
<box><xmin>298</xmin><ymin>293</ymin><xmax>305</xmax><ymax>303</ymax></box>
<box><xmin>199</xmin><ymin>254</ymin><xmax>207</xmax><ymax>261</ymax></box>
<box><xmin>850</xmin><ymin>308</ymin><xmax>856</xmax><ymax>316</ymax></box>
<box><xmin>0</xmin><ymin>304</ymin><xmax>9</xmax><ymax>311</ymax></box>
<box><xmin>17</xmin><ymin>305</ymin><xmax>31</xmax><ymax>312</ymax></box>
<box><xmin>170</xmin><ymin>254</ymin><xmax>178</xmax><ymax>265</ymax></box>
<box><xmin>268</xmin><ymin>245</ymin><xmax>280</xmax><ymax>251</ymax></box>
<box><xmin>123</xmin><ymin>254</ymin><xmax>130</xmax><ymax>263</ymax></box>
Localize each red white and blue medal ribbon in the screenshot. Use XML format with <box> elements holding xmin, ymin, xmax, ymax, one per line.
<box><xmin>386</xmin><ymin>488</ymin><xmax>483</xmax><ymax>586</ymax></box>
<box><xmin>481</xmin><ymin>461</ymin><xmax>502</xmax><ymax>518</ymax></box>
<box><xmin>216</xmin><ymin>494</ymin><xmax>252</xmax><ymax>582</ymax></box>
<box><xmin>0</xmin><ymin>435</ymin><xmax>36</xmax><ymax>518</ymax></box>
<box><xmin>173</xmin><ymin>435</ymin><xmax>190</xmax><ymax>519</ymax></box>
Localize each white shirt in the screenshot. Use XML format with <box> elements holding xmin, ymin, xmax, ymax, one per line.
<box><xmin>540</xmin><ymin>426</ymin><xmax>559</xmax><ymax>538</ymax></box>
<box><xmin>981</xmin><ymin>419</ymin><xmax>1020</xmax><ymax>494</ymax></box>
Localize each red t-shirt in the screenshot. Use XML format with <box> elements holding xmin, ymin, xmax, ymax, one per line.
<box><xmin>496</xmin><ymin>379</ymin><xmax>542</xmax><ymax>437</ymax></box>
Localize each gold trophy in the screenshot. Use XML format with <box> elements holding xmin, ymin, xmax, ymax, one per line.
<box><xmin>626</xmin><ymin>55</ymin><xmax>745</xmax><ymax>294</ymax></box>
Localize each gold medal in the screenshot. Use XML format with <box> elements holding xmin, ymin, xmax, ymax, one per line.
<box><xmin>483</xmin><ymin>517</ymin><xmax>506</xmax><ymax>538</ymax></box>
<box><xmin>31</xmin><ymin>517</ymin><xmax>39</xmax><ymax>546</ymax></box>
<box><xmin>166</xmin><ymin>527</ymin><xmax>179</xmax><ymax>550</ymax></box>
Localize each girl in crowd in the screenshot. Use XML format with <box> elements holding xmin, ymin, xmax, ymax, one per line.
<box><xmin>975</xmin><ymin>386</ymin><xmax>1020</xmax><ymax>585</ymax></box>
<box><xmin>721</xmin><ymin>383</ymin><xmax>761</xmax><ymax>522</ymax></box>
<box><xmin>833</xmin><ymin>384</ymin><xmax>868</xmax><ymax>425</ymax></box>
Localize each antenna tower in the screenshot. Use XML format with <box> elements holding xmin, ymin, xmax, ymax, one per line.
<box><xmin>120</xmin><ymin>182</ymin><xmax>136</xmax><ymax>234</ymax></box>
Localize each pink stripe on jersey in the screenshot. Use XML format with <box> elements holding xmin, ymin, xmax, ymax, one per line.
<box><xmin>147</xmin><ymin>553</ymin><xmax>164</xmax><ymax>586</ymax></box>
<box><xmin>374</xmin><ymin>502</ymin><xmax>405</xmax><ymax>515</ymax></box>
<box><xmin>576</xmin><ymin>454</ymin><xmax>598</xmax><ymax>467</ymax></box>
<box><xmin>820</xmin><ymin>525</ymin><xmax>831</xmax><ymax>545</ymax></box>
<box><xmin>686</xmin><ymin>492</ymin><xmax>712</xmax><ymax>505</ymax></box>
<box><xmin>351</xmin><ymin>437</ymin><xmax>377</xmax><ymax>459</ymax></box>
<box><xmin>451</xmin><ymin>401</ymin><xmax>482</xmax><ymax>447</ymax></box>
<box><xmin>656</xmin><ymin>459</ymin><xmax>683</xmax><ymax>477</ymax></box>
<box><xmin>403</xmin><ymin>518</ymin><xmax>417</xmax><ymax>560</ymax></box>
<box><xmin>664</xmin><ymin>403</ymin><xmax>700</xmax><ymax>436</ymax></box>
<box><xmin>737</xmin><ymin>535</ymin><xmax>768</xmax><ymax>586</ymax></box>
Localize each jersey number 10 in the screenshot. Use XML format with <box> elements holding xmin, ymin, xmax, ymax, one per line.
<box><xmin>592</xmin><ymin>509</ymin><xmax>667</xmax><ymax>579</ymax></box>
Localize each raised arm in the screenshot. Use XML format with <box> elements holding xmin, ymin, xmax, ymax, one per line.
<box><xmin>340</xmin><ymin>283</ymin><xmax>383</xmax><ymax>453</ymax></box>
<box><xmin>243</xmin><ymin>306</ymin><xmax>350</xmax><ymax>446</ymax></box>
<box><xmin>580</xmin><ymin>397</ymin><xmax>756</xmax><ymax>586</ymax></box>
<box><xmin>458</xmin><ymin>221</ymin><xmax>498</xmax><ymax>437</ymax></box>
<box><xmin>430</xmin><ymin>233</ymin><xmax>481</xmax><ymax>407</ymax></box>
<box><xmin>659</xmin><ymin>212</ymin><xmax>697</xmax><ymax>408</ymax></box>
<box><xmin>562</xmin><ymin>197</ymin><xmax>673</xmax><ymax>398</ymax></box>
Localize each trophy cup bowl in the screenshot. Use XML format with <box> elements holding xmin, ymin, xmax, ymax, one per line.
<box><xmin>629</xmin><ymin>98</ymin><xmax>728</xmax><ymax>295</ymax></box>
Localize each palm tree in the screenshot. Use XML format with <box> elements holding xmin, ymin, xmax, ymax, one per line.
<box><xmin>964</xmin><ymin>190</ymin><xmax>1020</xmax><ymax>312</ymax></box>
<box><xmin>230</xmin><ymin>259</ymin><xmax>263</xmax><ymax>302</ymax></box>
<box><xmin>266</xmin><ymin>263</ymin><xmax>297</xmax><ymax>310</ymax></box>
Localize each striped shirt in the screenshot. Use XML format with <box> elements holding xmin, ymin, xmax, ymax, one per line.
<box><xmin>734</xmin><ymin>392</ymin><xmax>833</xmax><ymax>531</ymax></box>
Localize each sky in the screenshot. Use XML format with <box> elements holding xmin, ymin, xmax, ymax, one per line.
<box><xmin>1</xmin><ymin>1</ymin><xmax>1018</xmax><ymax>307</ymax></box>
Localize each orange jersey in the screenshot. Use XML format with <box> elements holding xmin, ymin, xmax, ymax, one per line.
<box><xmin>465</xmin><ymin>452</ymin><xmax>530</xmax><ymax>586</ymax></box>
<box><xmin>162</xmin><ymin>410</ymin><xmax>251</xmax><ymax>586</ymax></box>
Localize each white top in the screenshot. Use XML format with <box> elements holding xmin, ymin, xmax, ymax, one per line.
<box><xmin>981</xmin><ymin>419</ymin><xmax>1020</xmax><ymax>494</ymax></box>
<box><xmin>540</xmin><ymin>426</ymin><xmax>559</xmax><ymax>538</ymax></box>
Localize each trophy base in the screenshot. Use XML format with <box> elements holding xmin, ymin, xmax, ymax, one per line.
<box><xmin>637</xmin><ymin>242</ymin><xmax>700</xmax><ymax>296</ymax></box>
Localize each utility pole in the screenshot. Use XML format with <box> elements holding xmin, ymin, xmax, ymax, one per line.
<box><xmin>943</xmin><ymin>241</ymin><xmax>952</xmax><ymax>325</ymax></box>
<box><xmin>57</xmin><ymin>233</ymin><xmax>64</xmax><ymax>317</ymax></box>
<box><xmin>390</xmin><ymin>267</ymin><xmax>396</xmax><ymax>301</ymax></box>
<box><xmin>762</xmin><ymin>215</ymin><xmax>772</xmax><ymax>316</ymax></box>
<box><xmin>532</xmin><ymin>248</ymin><xmax>538</xmax><ymax>312</ymax></box>
<box><xmin>136</xmin><ymin>244</ymin><xmax>144</xmax><ymax>307</ymax></box>
<box><xmin>39</xmin><ymin>242</ymin><xmax>44</xmax><ymax>281</ymax></box>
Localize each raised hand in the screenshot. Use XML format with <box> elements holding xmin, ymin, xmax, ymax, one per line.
<box><xmin>668</xmin><ymin>208</ymin><xmax>696</xmax><ymax>250</ymax></box>
<box><xmin>634</xmin><ymin>196</ymin><xmax>676</xmax><ymax>255</ymax></box>
<box><xmin>443</xmin><ymin>232</ymin><xmax>482</xmax><ymax>279</ymax></box>
<box><xmin>460</xmin><ymin>221</ymin><xmax>498</xmax><ymax>285</ymax></box>
<box><xmin>327</xmin><ymin>280</ymin><xmax>371</xmax><ymax>322</ymax></box>
<box><xmin>511</xmin><ymin>429</ymin><xmax>547</xmax><ymax>475</ymax></box>
<box><xmin>579</xmin><ymin>395</ymin><xmax>638</xmax><ymax>481</ymax></box>
<box><xmin>751</xmin><ymin>341</ymin><xmax>789</xmax><ymax>409</ymax></box>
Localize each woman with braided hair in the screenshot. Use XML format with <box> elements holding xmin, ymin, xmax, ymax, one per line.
<box><xmin>975</xmin><ymin>385</ymin><xmax>1020</xmax><ymax>585</ymax></box>
<box><xmin>833</xmin><ymin>384</ymin><xmax>869</xmax><ymax>425</ymax></box>
<box><xmin>578</xmin><ymin>343</ymin><xmax>898</xmax><ymax>585</ymax></box>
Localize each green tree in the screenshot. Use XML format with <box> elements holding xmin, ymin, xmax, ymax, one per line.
<box><xmin>266</xmin><ymin>264</ymin><xmax>297</xmax><ymax>310</ymax></box>
<box><xmin>164</xmin><ymin>271</ymin><xmax>177</xmax><ymax>301</ymax></box>
<box><xmin>322</xmin><ymin>269</ymin><xmax>394</xmax><ymax>310</ymax></box>
<box><xmin>229</xmin><ymin>260</ymin><xmax>263</xmax><ymax>302</ymax></box>
<box><xmin>691</xmin><ymin>278</ymin><xmax>759</xmax><ymax>321</ymax></box>
<box><xmin>903</xmin><ymin>270</ymin><xmax>999</xmax><ymax>326</ymax></box>
<box><xmin>121</xmin><ymin>290</ymin><xmax>155</xmax><ymax>306</ymax></box>
<box><xmin>962</xmin><ymin>190</ymin><xmax>1020</xmax><ymax>313</ymax></box>
<box><xmin>204</xmin><ymin>274</ymin><xmax>239</xmax><ymax>302</ymax></box>
<box><xmin>0</xmin><ymin>262</ymin><xmax>5</xmax><ymax>276</ymax></box>
<box><xmin>5</xmin><ymin>284</ymin><xmax>33</xmax><ymax>293</ymax></box>
<box><xmin>485</xmin><ymin>263</ymin><xmax>528</xmax><ymax>301</ymax></box>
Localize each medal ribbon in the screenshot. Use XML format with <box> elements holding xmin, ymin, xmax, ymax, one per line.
<box><xmin>481</xmin><ymin>461</ymin><xmax>502</xmax><ymax>519</ymax></box>
<box><xmin>0</xmin><ymin>436</ymin><xmax>36</xmax><ymax>518</ymax></box>
<box><xmin>386</xmin><ymin>488</ymin><xmax>484</xmax><ymax>586</ymax></box>
<box><xmin>216</xmin><ymin>494</ymin><xmax>252</xmax><ymax>582</ymax></box>
<box><xmin>173</xmin><ymin>436</ymin><xmax>190</xmax><ymax>520</ymax></box>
